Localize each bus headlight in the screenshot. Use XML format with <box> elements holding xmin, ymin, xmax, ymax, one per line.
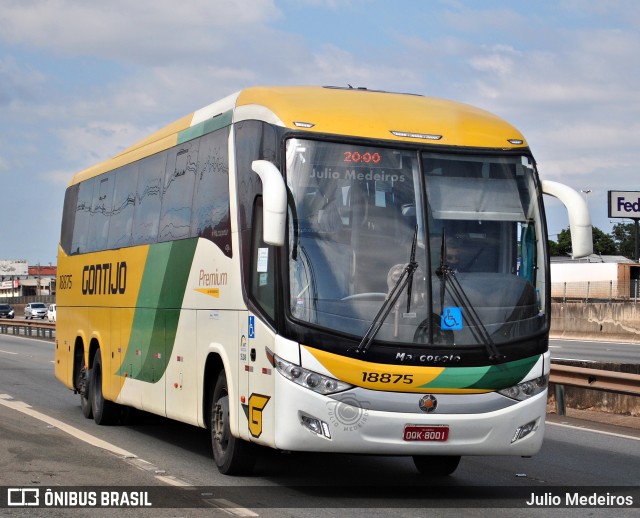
<box><xmin>271</xmin><ymin>353</ymin><xmax>352</xmax><ymax>395</ymax></box>
<box><xmin>498</xmin><ymin>374</ymin><xmax>548</xmax><ymax>401</ymax></box>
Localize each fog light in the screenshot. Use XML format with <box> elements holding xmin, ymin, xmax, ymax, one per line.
<box><xmin>301</xmin><ymin>414</ymin><xmax>331</xmax><ymax>439</ymax></box>
<box><xmin>512</xmin><ymin>420</ymin><xmax>537</xmax><ymax>443</ymax></box>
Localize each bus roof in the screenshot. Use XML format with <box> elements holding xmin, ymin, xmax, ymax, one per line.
<box><xmin>69</xmin><ymin>85</ymin><xmax>528</xmax><ymax>185</ymax></box>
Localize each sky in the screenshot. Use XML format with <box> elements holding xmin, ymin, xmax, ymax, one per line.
<box><xmin>1</xmin><ymin>0</ymin><xmax>639</xmax><ymax>267</ymax></box>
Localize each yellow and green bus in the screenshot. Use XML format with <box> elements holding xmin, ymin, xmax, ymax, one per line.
<box><xmin>55</xmin><ymin>86</ymin><xmax>592</xmax><ymax>476</ymax></box>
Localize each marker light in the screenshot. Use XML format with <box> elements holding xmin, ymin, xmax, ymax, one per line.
<box><xmin>511</xmin><ymin>420</ymin><xmax>537</xmax><ymax>443</ymax></box>
<box><xmin>270</xmin><ymin>351</ymin><xmax>353</xmax><ymax>395</ymax></box>
<box><xmin>507</xmin><ymin>139</ymin><xmax>524</xmax><ymax>145</ymax></box>
<box><xmin>294</xmin><ymin>121</ymin><xmax>315</xmax><ymax>128</ymax></box>
<box><xmin>498</xmin><ymin>375</ymin><xmax>548</xmax><ymax>401</ymax></box>
<box><xmin>300</xmin><ymin>414</ymin><xmax>332</xmax><ymax>438</ymax></box>
<box><xmin>390</xmin><ymin>130</ymin><xmax>442</xmax><ymax>140</ymax></box>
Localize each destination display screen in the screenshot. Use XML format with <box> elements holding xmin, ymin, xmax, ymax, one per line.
<box><xmin>308</xmin><ymin>143</ymin><xmax>403</xmax><ymax>170</ymax></box>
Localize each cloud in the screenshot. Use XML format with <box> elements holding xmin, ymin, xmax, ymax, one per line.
<box><xmin>0</xmin><ymin>0</ymin><xmax>282</xmax><ymax>65</ymax></box>
<box><xmin>56</xmin><ymin>121</ymin><xmax>156</xmax><ymax>165</ymax></box>
<box><xmin>0</xmin><ymin>56</ymin><xmax>46</xmax><ymax>105</ymax></box>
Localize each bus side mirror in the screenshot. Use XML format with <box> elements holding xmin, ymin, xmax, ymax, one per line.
<box><xmin>252</xmin><ymin>160</ymin><xmax>287</xmax><ymax>246</ymax></box>
<box><xmin>541</xmin><ymin>180</ymin><xmax>593</xmax><ymax>258</ymax></box>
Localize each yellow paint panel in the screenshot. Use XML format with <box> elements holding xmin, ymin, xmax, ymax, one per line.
<box><xmin>56</xmin><ymin>245</ymin><xmax>150</xmax><ymax>397</ymax></box>
<box><xmin>302</xmin><ymin>345</ymin><xmax>445</xmax><ymax>393</ymax></box>
<box><xmin>237</xmin><ymin>86</ymin><xmax>527</xmax><ymax>149</ymax></box>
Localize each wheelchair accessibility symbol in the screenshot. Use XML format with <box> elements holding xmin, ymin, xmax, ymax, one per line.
<box><xmin>441</xmin><ymin>307</ymin><xmax>463</xmax><ymax>330</ymax></box>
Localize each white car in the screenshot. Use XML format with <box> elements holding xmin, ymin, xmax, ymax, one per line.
<box><xmin>25</xmin><ymin>302</ymin><xmax>48</xmax><ymax>319</ymax></box>
<box><xmin>47</xmin><ymin>304</ymin><xmax>56</xmax><ymax>322</ymax></box>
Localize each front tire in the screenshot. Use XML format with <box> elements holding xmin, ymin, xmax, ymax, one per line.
<box><xmin>412</xmin><ymin>455</ymin><xmax>461</xmax><ymax>476</ymax></box>
<box><xmin>210</xmin><ymin>372</ymin><xmax>256</xmax><ymax>475</ymax></box>
<box><xmin>90</xmin><ymin>348</ymin><xmax>120</xmax><ymax>425</ymax></box>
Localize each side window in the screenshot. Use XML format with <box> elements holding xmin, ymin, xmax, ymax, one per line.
<box><xmin>86</xmin><ymin>172</ymin><xmax>115</xmax><ymax>252</ymax></box>
<box><xmin>132</xmin><ymin>151</ymin><xmax>166</xmax><ymax>245</ymax></box>
<box><xmin>191</xmin><ymin>127</ymin><xmax>232</xmax><ymax>257</ymax></box>
<box><xmin>107</xmin><ymin>163</ymin><xmax>138</xmax><ymax>249</ymax></box>
<box><xmin>159</xmin><ymin>140</ymin><xmax>199</xmax><ymax>242</ymax></box>
<box><xmin>60</xmin><ymin>184</ymin><xmax>79</xmax><ymax>254</ymax></box>
<box><xmin>71</xmin><ymin>178</ymin><xmax>95</xmax><ymax>255</ymax></box>
<box><xmin>249</xmin><ymin>197</ymin><xmax>276</xmax><ymax>321</ymax></box>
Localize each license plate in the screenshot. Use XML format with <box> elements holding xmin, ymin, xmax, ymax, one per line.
<box><xmin>403</xmin><ymin>425</ymin><xmax>449</xmax><ymax>442</ymax></box>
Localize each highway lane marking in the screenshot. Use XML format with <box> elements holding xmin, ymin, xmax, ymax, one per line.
<box><xmin>0</xmin><ymin>393</ymin><xmax>135</xmax><ymax>457</ymax></box>
<box><xmin>550</xmin><ymin>338</ymin><xmax>640</xmax><ymax>346</ymax></box>
<box><xmin>206</xmin><ymin>498</ymin><xmax>260</xmax><ymax>517</ymax></box>
<box><xmin>0</xmin><ymin>349</ymin><xmax>18</xmax><ymax>355</ymax></box>
<box><xmin>547</xmin><ymin>421</ymin><xmax>640</xmax><ymax>442</ymax></box>
<box><xmin>0</xmin><ymin>393</ymin><xmax>258</xmax><ymax>514</ymax></box>
<box><xmin>0</xmin><ymin>393</ymin><xmax>194</xmax><ymax>488</ymax></box>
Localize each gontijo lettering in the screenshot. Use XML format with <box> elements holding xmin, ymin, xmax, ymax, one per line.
<box><xmin>82</xmin><ymin>262</ymin><xmax>127</xmax><ymax>295</ymax></box>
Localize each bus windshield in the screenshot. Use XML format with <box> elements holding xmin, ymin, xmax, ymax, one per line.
<box><xmin>286</xmin><ymin>138</ymin><xmax>547</xmax><ymax>348</ymax></box>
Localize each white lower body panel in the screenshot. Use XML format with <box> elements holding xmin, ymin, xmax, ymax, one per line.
<box><xmin>273</xmin><ymin>374</ymin><xmax>546</xmax><ymax>456</ymax></box>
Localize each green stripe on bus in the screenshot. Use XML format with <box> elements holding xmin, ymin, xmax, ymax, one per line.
<box><xmin>118</xmin><ymin>239</ymin><xmax>198</xmax><ymax>383</ymax></box>
<box><xmin>177</xmin><ymin>111</ymin><xmax>233</xmax><ymax>144</ymax></box>
<box><xmin>417</xmin><ymin>355</ymin><xmax>540</xmax><ymax>391</ymax></box>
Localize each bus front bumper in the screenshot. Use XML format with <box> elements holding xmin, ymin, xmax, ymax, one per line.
<box><xmin>273</xmin><ymin>375</ymin><xmax>546</xmax><ymax>457</ymax></box>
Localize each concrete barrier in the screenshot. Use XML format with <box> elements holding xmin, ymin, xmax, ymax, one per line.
<box><xmin>551</xmin><ymin>301</ymin><xmax>640</xmax><ymax>342</ymax></box>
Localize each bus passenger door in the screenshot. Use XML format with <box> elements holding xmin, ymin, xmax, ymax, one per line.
<box><xmin>237</xmin><ymin>311</ymin><xmax>251</xmax><ymax>441</ymax></box>
<box><xmin>244</xmin><ymin>312</ymin><xmax>276</xmax><ymax>447</ymax></box>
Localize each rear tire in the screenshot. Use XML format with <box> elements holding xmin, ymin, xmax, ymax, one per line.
<box><xmin>78</xmin><ymin>364</ymin><xmax>93</xmax><ymax>419</ymax></box>
<box><xmin>210</xmin><ymin>372</ymin><xmax>256</xmax><ymax>475</ymax></box>
<box><xmin>90</xmin><ymin>348</ymin><xmax>120</xmax><ymax>425</ymax></box>
<box><xmin>412</xmin><ymin>455</ymin><xmax>461</xmax><ymax>476</ymax></box>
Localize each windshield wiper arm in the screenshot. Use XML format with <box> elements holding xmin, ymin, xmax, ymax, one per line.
<box><xmin>354</xmin><ymin>227</ymin><xmax>419</xmax><ymax>355</ymax></box>
<box><xmin>439</xmin><ymin>265</ymin><xmax>505</xmax><ymax>361</ymax></box>
<box><xmin>436</xmin><ymin>247</ymin><xmax>504</xmax><ymax>362</ymax></box>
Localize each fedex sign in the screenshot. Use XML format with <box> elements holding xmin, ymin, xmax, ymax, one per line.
<box><xmin>609</xmin><ymin>191</ymin><xmax>640</xmax><ymax>219</ymax></box>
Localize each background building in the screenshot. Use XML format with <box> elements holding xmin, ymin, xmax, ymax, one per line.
<box><xmin>0</xmin><ymin>261</ymin><xmax>56</xmax><ymax>300</ymax></box>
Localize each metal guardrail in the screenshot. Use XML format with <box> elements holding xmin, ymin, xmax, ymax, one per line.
<box><xmin>550</xmin><ymin>363</ymin><xmax>640</xmax><ymax>396</ymax></box>
<box><xmin>0</xmin><ymin>318</ymin><xmax>56</xmax><ymax>340</ymax></box>
<box><xmin>549</xmin><ymin>363</ymin><xmax>640</xmax><ymax>415</ymax></box>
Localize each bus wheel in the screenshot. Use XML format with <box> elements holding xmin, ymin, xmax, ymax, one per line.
<box><xmin>412</xmin><ymin>455</ymin><xmax>461</xmax><ymax>476</ymax></box>
<box><xmin>90</xmin><ymin>349</ymin><xmax>119</xmax><ymax>425</ymax></box>
<box><xmin>210</xmin><ymin>372</ymin><xmax>256</xmax><ymax>475</ymax></box>
<box><xmin>78</xmin><ymin>364</ymin><xmax>93</xmax><ymax>419</ymax></box>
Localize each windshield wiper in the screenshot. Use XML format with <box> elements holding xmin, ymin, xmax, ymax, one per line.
<box><xmin>436</xmin><ymin>232</ymin><xmax>504</xmax><ymax>362</ymax></box>
<box><xmin>354</xmin><ymin>227</ymin><xmax>418</xmax><ymax>355</ymax></box>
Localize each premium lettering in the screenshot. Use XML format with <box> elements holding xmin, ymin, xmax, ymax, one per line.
<box><xmin>82</xmin><ymin>262</ymin><xmax>127</xmax><ymax>295</ymax></box>
<box><xmin>199</xmin><ymin>269</ymin><xmax>228</xmax><ymax>286</ymax></box>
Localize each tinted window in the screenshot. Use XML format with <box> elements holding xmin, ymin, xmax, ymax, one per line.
<box><xmin>132</xmin><ymin>151</ymin><xmax>166</xmax><ymax>245</ymax></box>
<box><xmin>67</xmin><ymin>124</ymin><xmax>235</xmax><ymax>254</ymax></box>
<box><xmin>107</xmin><ymin>163</ymin><xmax>138</xmax><ymax>249</ymax></box>
<box><xmin>86</xmin><ymin>172</ymin><xmax>115</xmax><ymax>252</ymax></box>
<box><xmin>159</xmin><ymin>140</ymin><xmax>198</xmax><ymax>241</ymax></box>
<box><xmin>71</xmin><ymin>178</ymin><xmax>95</xmax><ymax>254</ymax></box>
<box><xmin>191</xmin><ymin>127</ymin><xmax>232</xmax><ymax>257</ymax></box>
<box><xmin>60</xmin><ymin>184</ymin><xmax>79</xmax><ymax>254</ymax></box>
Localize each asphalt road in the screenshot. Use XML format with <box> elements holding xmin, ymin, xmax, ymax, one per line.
<box><xmin>549</xmin><ymin>338</ymin><xmax>640</xmax><ymax>363</ymax></box>
<box><xmin>0</xmin><ymin>335</ymin><xmax>639</xmax><ymax>516</ymax></box>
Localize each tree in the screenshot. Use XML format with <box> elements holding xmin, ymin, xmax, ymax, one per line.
<box><xmin>548</xmin><ymin>226</ymin><xmax>616</xmax><ymax>257</ymax></box>
<box><xmin>550</xmin><ymin>228</ymin><xmax>573</xmax><ymax>257</ymax></box>
<box><xmin>611</xmin><ymin>222</ymin><xmax>636</xmax><ymax>259</ymax></box>
<box><xmin>592</xmin><ymin>227</ymin><xmax>617</xmax><ymax>255</ymax></box>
